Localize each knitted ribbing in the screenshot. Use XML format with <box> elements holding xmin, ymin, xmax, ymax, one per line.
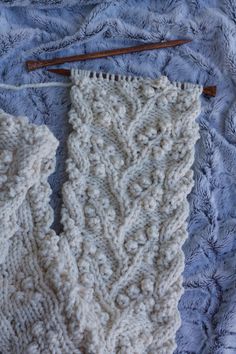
<box><xmin>0</xmin><ymin>70</ymin><xmax>202</xmax><ymax>354</ymax></box>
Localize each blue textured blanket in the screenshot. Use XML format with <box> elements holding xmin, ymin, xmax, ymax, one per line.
<box><xmin>0</xmin><ymin>1</ymin><xmax>236</xmax><ymax>353</ymax></box>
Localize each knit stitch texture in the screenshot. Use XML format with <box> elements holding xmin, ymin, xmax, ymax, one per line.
<box><xmin>0</xmin><ymin>69</ymin><xmax>202</xmax><ymax>353</ymax></box>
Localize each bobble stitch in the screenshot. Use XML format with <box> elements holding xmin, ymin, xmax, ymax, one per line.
<box><xmin>134</xmin><ymin>230</ymin><xmax>147</xmax><ymax>245</ymax></box>
<box><xmin>134</xmin><ymin>301</ymin><xmax>146</xmax><ymax>314</ymax></box>
<box><xmin>8</xmin><ymin>285</ymin><xmax>16</xmax><ymax>295</ymax></box>
<box><xmin>8</xmin><ymin>187</ymin><xmax>17</xmax><ymax>198</ymax></box>
<box><xmin>100</xmin><ymin>197</ymin><xmax>110</xmax><ymax>209</ymax></box>
<box><xmin>105</xmin><ymin>145</ymin><xmax>116</xmax><ymax>155</ymax></box>
<box><xmin>89</xmin><ymin>152</ymin><xmax>100</xmax><ymax>163</ymax></box>
<box><xmin>78</xmin><ymin>259</ymin><xmax>90</xmax><ymax>272</ymax></box>
<box><xmin>66</xmin><ymin>161</ymin><xmax>80</xmax><ymax>180</ymax></box>
<box><xmin>99</xmin><ymin>264</ymin><xmax>113</xmax><ymax>279</ymax></box>
<box><xmin>21</xmin><ymin>277</ymin><xmax>34</xmax><ymax>290</ymax></box>
<box><xmin>101</xmin><ymin>313</ymin><xmax>110</xmax><ymax>325</ymax></box>
<box><xmin>126</xmin><ymin>284</ymin><xmax>141</xmax><ymax>299</ymax></box>
<box><xmin>100</xmin><ymin>89</ymin><xmax>107</xmax><ymax>97</ymax></box>
<box><xmin>46</xmin><ymin>330</ymin><xmax>58</xmax><ymax>345</ymax></box>
<box><xmin>79</xmin><ymin>124</ymin><xmax>91</xmax><ymax>142</ymax></box>
<box><xmin>92</xmin><ymin>100</ymin><xmax>104</xmax><ymax>114</ymax></box>
<box><xmin>152</xmin><ymin>169</ymin><xmax>164</xmax><ymax>184</ymax></box>
<box><xmin>176</xmin><ymin>92</ymin><xmax>193</xmax><ymax>111</ymax></box>
<box><xmin>168</xmin><ymin>89</ymin><xmax>178</xmax><ymax>103</ymax></box>
<box><xmin>95</xmin><ymin>251</ymin><xmax>107</xmax><ymax>264</ymax></box>
<box><xmin>26</xmin><ymin>343</ymin><xmax>39</xmax><ymax>354</ymax></box>
<box><xmin>139</xmin><ymin>176</ymin><xmax>152</xmax><ymax>188</ymax></box>
<box><xmin>160</xmin><ymin>137</ymin><xmax>172</xmax><ymax>151</ymax></box>
<box><xmin>116</xmin><ymin>294</ymin><xmax>130</xmax><ymax>308</ymax></box>
<box><xmin>157</xmin><ymin>242</ymin><xmax>178</xmax><ymax>267</ymax></box>
<box><xmin>94</xmin><ymin>88</ymin><xmax>107</xmax><ymax>100</ymax></box>
<box><xmin>107</xmin><ymin>208</ymin><xmax>116</xmax><ymax>220</ymax></box>
<box><xmin>143</xmin><ymin>196</ymin><xmax>156</xmax><ymax>211</ymax></box>
<box><xmin>158</xmin><ymin>95</ymin><xmax>169</xmax><ymax>106</ymax></box>
<box><xmin>0</xmin><ymin>175</ymin><xmax>7</xmax><ymax>188</ymax></box>
<box><xmin>93</xmin><ymin>136</ymin><xmax>104</xmax><ymax>148</ymax></box>
<box><xmin>165</xmin><ymin>243</ymin><xmax>178</xmax><ymax>262</ymax></box>
<box><xmin>31</xmin><ymin>321</ymin><xmax>45</xmax><ymax>337</ymax></box>
<box><xmin>137</xmin><ymin>133</ymin><xmax>149</xmax><ymax>145</ymax></box>
<box><xmin>0</xmin><ymin>150</ymin><xmax>12</xmax><ymax>166</ymax></box>
<box><xmin>65</xmin><ymin>218</ymin><xmax>78</xmax><ymax>233</ymax></box>
<box><xmin>101</xmin><ymin>312</ymin><xmax>110</xmax><ymax>325</ymax></box>
<box><xmin>16</xmin><ymin>271</ymin><xmax>25</xmax><ymax>282</ymax></box>
<box><xmin>69</xmin><ymin>109</ymin><xmax>82</xmax><ymax>129</ymax></box>
<box><xmin>145</xmin><ymin>127</ymin><xmax>157</xmax><ymax>139</ymax></box>
<box><xmin>101</xmin><ymin>112</ymin><xmax>112</xmax><ymax>127</ymax></box>
<box><xmin>84</xmin><ymin>204</ymin><xmax>96</xmax><ymax>217</ymax></box>
<box><xmin>143</xmin><ymin>85</ymin><xmax>155</xmax><ymax>98</ymax></box>
<box><xmin>145</xmin><ymin>296</ymin><xmax>155</xmax><ymax>311</ymax></box>
<box><xmin>110</xmin><ymin>155</ymin><xmax>124</xmax><ymax>169</ymax></box>
<box><xmin>14</xmin><ymin>291</ymin><xmax>25</xmax><ymax>303</ymax></box>
<box><xmin>80</xmin><ymin>273</ymin><xmax>94</xmax><ymax>288</ymax></box>
<box><xmin>141</xmin><ymin>278</ymin><xmax>154</xmax><ymax>295</ymax></box>
<box><xmin>117</xmin><ymin>105</ymin><xmax>126</xmax><ymax>117</ymax></box>
<box><xmin>129</xmin><ymin>183</ymin><xmax>143</xmax><ymax>197</ymax></box>
<box><xmin>109</xmin><ymin>95</ymin><xmax>118</xmax><ymax>105</ymax></box>
<box><xmin>125</xmin><ymin>240</ymin><xmax>138</xmax><ymax>254</ymax></box>
<box><xmin>32</xmin><ymin>292</ymin><xmax>43</xmax><ymax>303</ymax></box>
<box><xmin>87</xmin><ymin>186</ymin><xmax>100</xmax><ymax>199</ymax></box>
<box><xmin>152</xmin><ymin>146</ymin><xmax>165</xmax><ymax>160</ymax></box>
<box><xmin>159</xmin><ymin>120</ymin><xmax>172</xmax><ymax>135</ymax></box>
<box><xmin>147</xmin><ymin>224</ymin><xmax>159</xmax><ymax>240</ymax></box>
<box><xmin>84</xmin><ymin>242</ymin><xmax>97</xmax><ymax>255</ymax></box>
<box><xmin>0</xmin><ymin>116</ymin><xmax>11</xmax><ymax>127</ymax></box>
<box><xmin>87</xmin><ymin>216</ymin><xmax>101</xmax><ymax>231</ymax></box>
<box><xmin>94</xmin><ymin>164</ymin><xmax>106</xmax><ymax>178</ymax></box>
<box><xmin>74</xmin><ymin>284</ymin><xmax>93</xmax><ymax>303</ymax></box>
<box><xmin>117</xmin><ymin>347</ymin><xmax>128</xmax><ymax>354</ymax></box>
<box><xmin>144</xmin><ymin>252</ymin><xmax>154</xmax><ymax>266</ymax></box>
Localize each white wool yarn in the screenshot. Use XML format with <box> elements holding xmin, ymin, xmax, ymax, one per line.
<box><xmin>0</xmin><ymin>69</ymin><xmax>202</xmax><ymax>353</ymax></box>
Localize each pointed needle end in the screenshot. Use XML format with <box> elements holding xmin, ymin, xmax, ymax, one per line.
<box><xmin>180</xmin><ymin>39</ymin><xmax>192</xmax><ymax>44</ymax></box>
<box><xmin>47</xmin><ymin>68</ymin><xmax>71</xmax><ymax>76</ymax></box>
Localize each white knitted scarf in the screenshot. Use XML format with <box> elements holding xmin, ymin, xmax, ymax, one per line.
<box><xmin>0</xmin><ymin>69</ymin><xmax>202</xmax><ymax>354</ymax></box>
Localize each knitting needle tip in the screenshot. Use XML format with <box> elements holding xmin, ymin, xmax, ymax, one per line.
<box><xmin>203</xmin><ymin>85</ymin><xmax>217</xmax><ymax>97</ymax></box>
<box><xmin>177</xmin><ymin>39</ymin><xmax>192</xmax><ymax>44</ymax></box>
<box><xmin>47</xmin><ymin>68</ymin><xmax>70</xmax><ymax>76</ymax></box>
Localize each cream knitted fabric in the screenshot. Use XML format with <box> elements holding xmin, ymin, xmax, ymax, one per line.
<box><xmin>0</xmin><ymin>69</ymin><xmax>202</xmax><ymax>354</ymax></box>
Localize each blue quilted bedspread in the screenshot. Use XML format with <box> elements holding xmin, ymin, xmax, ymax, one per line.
<box><xmin>0</xmin><ymin>1</ymin><xmax>236</xmax><ymax>353</ymax></box>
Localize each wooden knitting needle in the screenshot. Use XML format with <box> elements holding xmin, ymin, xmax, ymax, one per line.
<box><xmin>47</xmin><ymin>68</ymin><xmax>217</xmax><ymax>97</ymax></box>
<box><xmin>26</xmin><ymin>39</ymin><xmax>191</xmax><ymax>71</ymax></box>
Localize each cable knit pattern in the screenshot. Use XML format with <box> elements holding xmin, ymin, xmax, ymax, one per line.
<box><xmin>0</xmin><ymin>69</ymin><xmax>202</xmax><ymax>353</ymax></box>
<box><xmin>58</xmin><ymin>69</ymin><xmax>202</xmax><ymax>354</ymax></box>
<box><xmin>0</xmin><ymin>109</ymin><xmax>81</xmax><ymax>353</ymax></box>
